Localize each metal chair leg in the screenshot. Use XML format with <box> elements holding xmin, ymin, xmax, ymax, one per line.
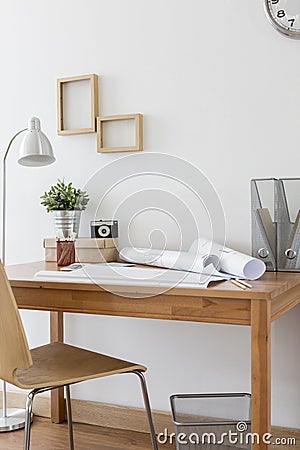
<box><xmin>24</xmin><ymin>390</ymin><xmax>35</xmax><ymax>450</ymax></box>
<box><xmin>65</xmin><ymin>385</ymin><xmax>74</xmax><ymax>450</ymax></box>
<box><xmin>133</xmin><ymin>370</ymin><xmax>158</xmax><ymax>450</ymax></box>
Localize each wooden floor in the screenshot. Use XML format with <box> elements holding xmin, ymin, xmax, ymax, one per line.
<box><xmin>0</xmin><ymin>417</ymin><xmax>299</xmax><ymax>450</ymax></box>
<box><xmin>0</xmin><ymin>417</ymin><xmax>173</xmax><ymax>450</ymax></box>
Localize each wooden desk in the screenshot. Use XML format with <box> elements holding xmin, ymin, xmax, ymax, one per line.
<box><xmin>7</xmin><ymin>261</ymin><xmax>300</xmax><ymax>450</ymax></box>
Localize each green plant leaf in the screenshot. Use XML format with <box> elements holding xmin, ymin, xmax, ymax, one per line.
<box><xmin>40</xmin><ymin>179</ymin><xmax>89</xmax><ymax>212</ymax></box>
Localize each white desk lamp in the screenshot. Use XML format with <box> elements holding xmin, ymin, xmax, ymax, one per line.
<box><xmin>1</xmin><ymin>117</ymin><xmax>55</xmax><ymax>431</ymax></box>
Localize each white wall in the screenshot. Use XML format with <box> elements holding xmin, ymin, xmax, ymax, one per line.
<box><xmin>1</xmin><ymin>0</ymin><xmax>300</xmax><ymax>428</ymax></box>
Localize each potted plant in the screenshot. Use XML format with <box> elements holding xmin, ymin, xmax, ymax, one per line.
<box><xmin>41</xmin><ymin>179</ymin><xmax>89</xmax><ymax>240</ymax></box>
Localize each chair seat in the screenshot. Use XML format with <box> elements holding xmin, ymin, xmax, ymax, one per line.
<box><xmin>15</xmin><ymin>342</ymin><xmax>146</xmax><ymax>389</ymax></box>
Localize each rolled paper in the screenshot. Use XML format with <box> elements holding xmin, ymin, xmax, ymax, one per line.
<box><xmin>189</xmin><ymin>238</ymin><xmax>266</xmax><ymax>280</ymax></box>
<box><xmin>120</xmin><ymin>238</ymin><xmax>266</xmax><ymax>281</ymax></box>
<box><xmin>119</xmin><ymin>247</ymin><xmax>220</xmax><ymax>274</ymax></box>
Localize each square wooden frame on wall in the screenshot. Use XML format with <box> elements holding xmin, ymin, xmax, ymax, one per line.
<box><xmin>96</xmin><ymin>114</ymin><xmax>143</xmax><ymax>153</ymax></box>
<box><xmin>57</xmin><ymin>74</ymin><xmax>99</xmax><ymax>135</ymax></box>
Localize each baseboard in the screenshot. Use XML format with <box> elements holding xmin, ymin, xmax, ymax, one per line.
<box><xmin>0</xmin><ymin>390</ymin><xmax>173</xmax><ymax>433</ymax></box>
<box><xmin>1</xmin><ymin>390</ymin><xmax>299</xmax><ymax>446</ymax></box>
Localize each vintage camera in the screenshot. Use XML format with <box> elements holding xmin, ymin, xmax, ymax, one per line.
<box><xmin>91</xmin><ymin>220</ymin><xmax>118</xmax><ymax>239</ymax></box>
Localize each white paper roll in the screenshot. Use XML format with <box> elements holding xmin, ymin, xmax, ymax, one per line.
<box><xmin>120</xmin><ymin>239</ymin><xmax>266</xmax><ymax>281</ymax></box>
<box><xmin>119</xmin><ymin>247</ymin><xmax>220</xmax><ymax>273</ymax></box>
<box><xmin>189</xmin><ymin>239</ymin><xmax>266</xmax><ymax>280</ymax></box>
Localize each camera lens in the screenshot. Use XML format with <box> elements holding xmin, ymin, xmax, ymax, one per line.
<box><xmin>98</xmin><ymin>225</ymin><xmax>110</xmax><ymax>237</ymax></box>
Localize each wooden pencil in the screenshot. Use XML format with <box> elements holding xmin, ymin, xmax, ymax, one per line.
<box><xmin>230</xmin><ymin>279</ymin><xmax>247</xmax><ymax>290</ymax></box>
<box><xmin>235</xmin><ymin>278</ymin><xmax>252</xmax><ymax>289</ymax></box>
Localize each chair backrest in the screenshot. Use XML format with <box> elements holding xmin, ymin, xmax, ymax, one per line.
<box><xmin>0</xmin><ymin>261</ymin><xmax>32</xmax><ymax>384</ymax></box>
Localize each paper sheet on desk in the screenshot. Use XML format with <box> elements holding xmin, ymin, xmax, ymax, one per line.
<box><xmin>34</xmin><ymin>263</ymin><xmax>230</xmax><ymax>288</ymax></box>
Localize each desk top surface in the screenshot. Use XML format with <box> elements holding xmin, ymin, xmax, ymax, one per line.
<box><xmin>6</xmin><ymin>260</ymin><xmax>300</xmax><ymax>301</ymax></box>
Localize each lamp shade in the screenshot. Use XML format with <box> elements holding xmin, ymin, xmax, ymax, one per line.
<box><xmin>17</xmin><ymin>117</ymin><xmax>55</xmax><ymax>167</ymax></box>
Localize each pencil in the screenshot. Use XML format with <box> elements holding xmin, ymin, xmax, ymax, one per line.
<box><xmin>235</xmin><ymin>278</ymin><xmax>252</xmax><ymax>289</ymax></box>
<box><xmin>230</xmin><ymin>279</ymin><xmax>247</xmax><ymax>290</ymax></box>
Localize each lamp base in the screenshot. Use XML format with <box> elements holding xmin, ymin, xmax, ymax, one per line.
<box><xmin>0</xmin><ymin>408</ymin><xmax>28</xmax><ymax>432</ymax></box>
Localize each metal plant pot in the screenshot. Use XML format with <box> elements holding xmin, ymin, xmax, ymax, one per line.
<box><xmin>52</xmin><ymin>210</ymin><xmax>81</xmax><ymax>240</ymax></box>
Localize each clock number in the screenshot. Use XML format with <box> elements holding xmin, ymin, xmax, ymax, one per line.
<box><xmin>288</xmin><ymin>18</ymin><xmax>295</xmax><ymax>27</ymax></box>
<box><xmin>271</xmin><ymin>0</ymin><xmax>279</xmax><ymax>3</ymax></box>
<box><xmin>277</xmin><ymin>10</ymin><xmax>285</xmax><ymax>18</ymax></box>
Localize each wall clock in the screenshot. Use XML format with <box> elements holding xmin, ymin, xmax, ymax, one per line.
<box><xmin>265</xmin><ymin>0</ymin><xmax>300</xmax><ymax>38</ymax></box>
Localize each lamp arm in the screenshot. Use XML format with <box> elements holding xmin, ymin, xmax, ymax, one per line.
<box><xmin>2</xmin><ymin>128</ymin><xmax>26</xmax><ymax>265</ymax></box>
<box><xmin>2</xmin><ymin>128</ymin><xmax>27</xmax><ymax>418</ymax></box>
<box><xmin>1</xmin><ymin>121</ymin><xmax>54</xmax><ymax>425</ymax></box>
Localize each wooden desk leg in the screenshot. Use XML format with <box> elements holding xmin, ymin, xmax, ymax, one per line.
<box><xmin>251</xmin><ymin>299</ymin><xmax>271</xmax><ymax>450</ymax></box>
<box><xmin>50</xmin><ymin>311</ymin><xmax>66</xmax><ymax>423</ymax></box>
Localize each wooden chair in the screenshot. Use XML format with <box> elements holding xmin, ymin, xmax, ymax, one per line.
<box><xmin>0</xmin><ymin>262</ymin><xmax>158</xmax><ymax>450</ymax></box>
